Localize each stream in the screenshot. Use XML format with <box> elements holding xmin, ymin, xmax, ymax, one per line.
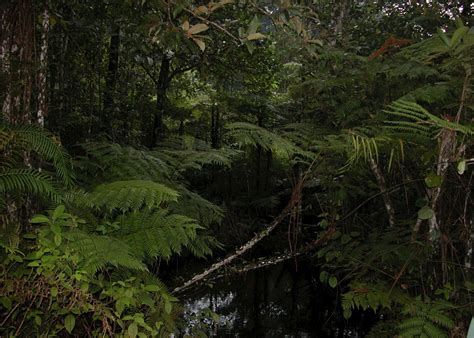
<box><xmin>181</xmin><ymin>261</ymin><xmax>375</xmax><ymax>337</ymax></box>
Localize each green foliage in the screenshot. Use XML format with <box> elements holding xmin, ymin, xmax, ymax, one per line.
<box><xmin>398</xmin><ymin>299</ymin><xmax>455</xmax><ymax>337</ymax></box>
<box><xmin>2</xmin><ymin>0</ymin><xmax>474</xmax><ymax>335</ymax></box>
<box><xmin>155</xmin><ymin>135</ymin><xmax>240</xmax><ymax>171</ymax></box>
<box><xmin>78</xmin><ymin>142</ymin><xmax>171</xmax><ymax>182</ymax></box>
<box><xmin>0</xmin><ymin>123</ymin><xmax>74</xmax><ymax>243</ymax></box>
<box><xmin>170</xmin><ymin>187</ymin><xmax>224</xmax><ymax>227</ymax></box>
<box><xmin>341</xmin><ymin>282</ymin><xmax>396</xmax><ymax>318</ymax></box>
<box><xmin>0</xmin><ymin>123</ymin><xmax>74</xmax><ymax>186</ymax></box>
<box><xmin>0</xmin><ymin>206</ymin><xmax>179</xmax><ymax>336</ymax></box>
<box><xmin>87</xmin><ymin>180</ymin><xmax>179</xmax><ymax>212</ymax></box>
<box><xmin>383</xmin><ymin>100</ymin><xmax>474</xmax><ymax>138</ymax></box>
<box><xmin>225</xmin><ymin>122</ymin><xmax>304</xmax><ymax>159</ymax></box>
<box><xmin>0</xmin><ymin>169</ymin><xmax>61</xmax><ymax>202</ymax></box>
<box><xmin>113</xmin><ymin>210</ymin><xmax>210</xmax><ymax>259</ymax></box>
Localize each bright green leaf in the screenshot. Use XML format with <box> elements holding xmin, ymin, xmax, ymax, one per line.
<box><xmin>418</xmin><ymin>206</ymin><xmax>434</xmax><ymax>220</ymax></box>
<box><xmin>64</xmin><ymin>314</ymin><xmax>75</xmax><ymax>333</ymax></box>
<box><xmin>51</xmin><ymin>287</ymin><xmax>58</xmax><ymax>297</ymax></box>
<box><xmin>457</xmin><ymin>160</ymin><xmax>466</xmax><ymax>175</ymax></box>
<box><xmin>54</xmin><ymin>233</ymin><xmax>62</xmax><ymax>246</ymax></box>
<box><xmin>329</xmin><ymin>276</ymin><xmax>337</xmax><ymax>288</ymax></box>
<box><xmin>144</xmin><ymin>284</ymin><xmax>161</xmax><ymax>292</ymax></box>
<box><xmin>248</xmin><ymin>15</ymin><xmax>260</xmax><ymax>35</ymax></box>
<box><xmin>128</xmin><ymin>323</ymin><xmax>138</xmax><ymax>338</ymax></box>
<box><xmin>31</xmin><ymin>215</ymin><xmax>50</xmax><ymax>224</ymax></box>
<box><xmin>425</xmin><ymin>173</ymin><xmax>443</xmax><ymax>188</ymax></box>
<box><xmin>52</xmin><ymin>205</ymin><xmax>65</xmax><ymax>220</ymax></box>
<box><xmin>164</xmin><ymin>301</ymin><xmax>172</xmax><ymax>314</ymax></box>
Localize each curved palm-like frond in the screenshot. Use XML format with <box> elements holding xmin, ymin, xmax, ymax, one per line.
<box><xmin>113</xmin><ymin>210</ymin><xmax>211</xmax><ymax>259</ymax></box>
<box><xmin>225</xmin><ymin>122</ymin><xmax>303</xmax><ymax>159</ymax></box>
<box><xmin>80</xmin><ymin>142</ymin><xmax>171</xmax><ymax>182</ymax></box>
<box><xmin>383</xmin><ymin>100</ymin><xmax>473</xmax><ymax>138</ymax></box>
<box><xmin>170</xmin><ymin>187</ymin><xmax>224</xmax><ymax>227</ymax></box>
<box><xmin>64</xmin><ymin>230</ymin><xmax>147</xmax><ymax>273</ymax></box>
<box><xmin>314</xmin><ymin>127</ymin><xmax>396</xmax><ymax>170</ymax></box>
<box><xmin>87</xmin><ymin>180</ymin><xmax>179</xmax><ymax>212</ymax></box>
<box><xmin>152</xmin><ymin>135</ymin><xmax>240</xmax><ymax>175</ymax></box>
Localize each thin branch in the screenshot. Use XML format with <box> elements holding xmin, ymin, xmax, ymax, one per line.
<box><xmin>369</xmin><ymin>158</ymin><xmax>395</xmax><ymax>227</ymax></box>
<box><xmin>206</xmin><ymin>226</ymin><xmax>337</xmax><ymax>283</ymax></box>
<box><xmin>455</xmin><ymin>71</ymin><xmax>471</xmax><ymax>123</ymax></box>
<box><xmin>169</xmin><ymin>61</ymin><xmax>200</xmax><ymax>80</ymax></box>
<box><xmin>139</xmin><ymin>63</ymin><xmax>158</xmax><ymax>86</ymax></box>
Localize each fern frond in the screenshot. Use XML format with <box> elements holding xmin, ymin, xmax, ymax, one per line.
<box><xmin>169</xmin><ymin>187</ymin><xmax>224</xmax><ymax>227</ymax></box>
<box><xmin>87</xmin><ymin>180</ymin><xmax>179</xmax><ymax>212</ymax></box>
<box><xmin>185</xmin><ymin>235</ymin><xmax>217</xmax><ymax>257</ymax></box>
<box><xmin>112</xmin><ymin>210</ymin><xmax>209</xmax><ymax>259</ymax></box>
<box><xmin>81</xmin><ymin>142</ymin><xmax>171</xmax><ymax>182</ymax></box>
<box><xmin>427</xmin><ymin>310</ymin><xmax>454</xmax><ymax>329</ymax></box>
<box><xmin>64</xmin><ymin>230</ymin><xmax>147</xmax><ymax>273</ymax></box>
<box><xmin>398</xmin><ymin>298</ymin><xmax>454</xmax><ymax>338</ymax></box>
<box><xmin>0</xmin><ymin>169</ymin><xmax>61</xmax><ymax>202</ymax></box>
<box><xmin>383</xmin><ymin>100</ymin><xmax>474</xmax><ymax>139</ymax></box>
<box><xmin>0</xmin><ymin>124</ymin><xmax>74</xmax><ymax>186</ymax></box>
<box><xmin>423</xmin><ymin>322</ymin><xmax>448</xmax><ymax>338</ymax></box>
<box><xmin>157</xmin><ymin>147</ymin><xmax>239</xmax><ymax>172</ymax></box>
<box><xmin>225</xmin><ymin>122</ymin><xmax>303</xmax><ymax>158</ymax></box>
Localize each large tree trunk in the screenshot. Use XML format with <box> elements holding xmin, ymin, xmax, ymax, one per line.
<box><xmin>102</xmin><ymin>25</ymin><xmax>120</xmax><ymax>135</ymax></box>
<box><xmin>1</xmin><ymin>0</ymin><xmax>35</xmax><ymax>124</ymax></box>
<box><xmin>37</xmin><ymin>0</ymin><xmax>50</xmax><ymax>127</ymax></box>
<box><xmin>151</xmin><ymin>53</ymin><xmax>172</xmax><ymax>146</ymax></box>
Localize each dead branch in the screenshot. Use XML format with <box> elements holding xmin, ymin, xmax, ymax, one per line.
<box><xmin>172</xmin><ymin>178</ymin><xmax>304</xmax><ymax>294</ymax></box>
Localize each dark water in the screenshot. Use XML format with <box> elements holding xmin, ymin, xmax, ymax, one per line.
<box><xmin>182</xmin><ymin>261</ymin><xmax>374</xmax><ymax>337</ymax></box>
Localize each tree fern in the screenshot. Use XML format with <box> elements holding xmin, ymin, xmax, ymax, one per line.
<box><xmin>169</xmin><ymin>187</ymin><xmax>224</xmax><ymax>227</ymax></box>
<box><xmin>314</xmin><ymin>127</ymin><xmax>396</xmax><ymax>170</ymax></box>
<box><xmin>86</xmin><ymin>180</ymin><xmax>179</xmax><ymax>212</ymax></box>
<box><xmin>64</xmin><ymin>230</ymin><xmax>147</xmax><ymax>273</ymax></box>
<box><xmin>112</xmin><ymin>210</ymin><xmax>211</xmax><ymax>259</ymax></box>
<box><xmin>0</xmin><ymin>123</ymin><xmax>74</xmax><ymax>186</ymax></box>
<box><xmin>0</xmin><ymin>169</ymin><xmax>61</xmax><ymax>202</ymax></box>
<box><xmin>398</xmin><ymin>299</ymin><xmax>455</xmax><ymax>338</ymax></box>
<box><xmin>157</xmin><ymin>148</ymin><xmax>238</xmax><ymax>172</ymax></box>
<box><xmin>383</xmin><ymin>100</ymin><xmax>473</xmax><ymax>138</ymax></box>
<box><xmin>152</xmin><ymin>135</ymin><xmax>240</xmax><ymax>175</ymax></box>
<box><xmin>225</xmin><ymin>122</ymin><xmax>304</xmax><ymax>159</ymax></box>
<box><xmin>80</xmin><ymin>142</ymin><xmax>171</xmax><ymax>182</ymax></box>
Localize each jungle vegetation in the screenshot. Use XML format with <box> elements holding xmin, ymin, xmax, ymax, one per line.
<box><xmin>0</xmin><ymin>0</ymin><xmax>473</xmax><ymax>336</ymax></box>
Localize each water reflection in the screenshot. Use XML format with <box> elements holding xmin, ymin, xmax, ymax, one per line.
<box><xmin>182</xmin><ymin>262</ymin><xmax>371</xmax><ymax>337</ymax></box>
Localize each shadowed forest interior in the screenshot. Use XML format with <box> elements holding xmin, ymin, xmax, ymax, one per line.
<box><xmin>0</xmin><ymin>0</ymin><xmax>473</xmax><ymax>336</ymax></box>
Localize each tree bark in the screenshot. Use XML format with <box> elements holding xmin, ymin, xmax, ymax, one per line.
<box><xmin>37</xmin><ymin>0</ymin><xmax>50</xmax><ymax>127</ymax></box>
<box><xmin>151</xmin><ymin>53</ymin><xmax>172</xmax><ymax>146</ymax></box>
<box><xmin>331</xmin><ymin>0</ymin><xmax>350</xmax><ymax>46</ymax></box>
<box><xmin>1</xmin><ymin>0</ymin><xmax>35</xmax><ymax>124</ymax></box>
<box><xmin>102</xmin><ymin>25</ymin><xmax>120</xmax><ymax>135</ymax></box>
